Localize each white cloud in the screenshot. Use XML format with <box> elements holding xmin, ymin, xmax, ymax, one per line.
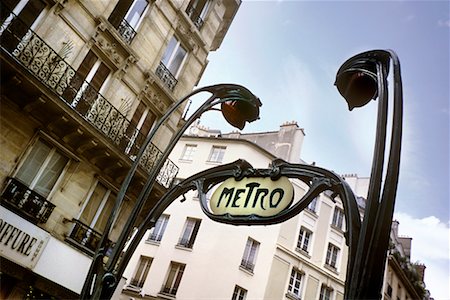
<box><xmin>394</xmin><ymin>212</ymin><xmax>450</xmax><ymax>300</ymax></box>
<box><xmin>438</xmin><ymin>19</ymin><xmax>450</xmax><ymax>27</ymax></box>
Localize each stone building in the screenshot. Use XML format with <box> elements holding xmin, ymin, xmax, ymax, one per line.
<box><xmin>120</xmin><ymin>122</ymin><xmax>428</xmax><ymax>300</ymax></box>
<box><xmin>0</xmin><ymin>0</ymin><xmax>240</xmax><ymax>298</ymax></box>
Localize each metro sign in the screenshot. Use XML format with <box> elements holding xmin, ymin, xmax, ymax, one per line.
<box><xmin>210</xmin><ymin>176</ymin><xmax>294</xmax><ymax>217</ymax></box>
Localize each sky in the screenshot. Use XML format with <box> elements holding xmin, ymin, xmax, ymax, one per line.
<box><xmin>191</xmin><ymin>1</ymin><xmax>450</xmax><ymax>299</ymax></box>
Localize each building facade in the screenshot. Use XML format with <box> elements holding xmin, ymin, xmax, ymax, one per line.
<box><xmin>120</xmin><ymin>122</ymin><xmax>428</xmax><ymax>300</ymax></box>
<box><xmin>0</xmin><ymin>0</ymin><xmax>240</xmax><ymax>298</ymax></box>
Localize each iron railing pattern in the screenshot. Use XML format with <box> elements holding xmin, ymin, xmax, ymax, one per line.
<box><xmin>161</xmin><ymin>285</ymin><xmax>177</xmax><ymax>296</ymax></box>
<box><xmin>1</xmin><ymin>177</ymin><xmax>55</xmax><ymax>224</ymax></box>
<box><xmin>177</xmin><ymin>237</ymin><xmax>193</xmax><ymax>248</ymax></box>
<box><xmin>186</xmin><ymin>5</ymin><xmax>204</xmax><ymax>30</ymax></box>
<box><xmin>67</xmin><ymin>219</ymin><xmax>112</xmax><ymax>254</ymax></box>
<box><xmin>155</xmin><ymin>61</ymin><xmax>178</xmax><ymax>91</ymax></box>
<box><xmin>240</xmin><ymin>259</ymin><xmax>255</xmax><ymax>272</ymax></box>
<box><xmin>116</xmin><ymin>18</ymin><xmax>137</xmax><ymax>44</ymax></box>
<box><xmin>147</xmin><ymin>233</ymin><xmax>163</xmax><ymax>242</ymax></box>
<box><xmin>0</xmin><ymin>9</ymin><xmax>178</xmax><ymax>188</ymax></box>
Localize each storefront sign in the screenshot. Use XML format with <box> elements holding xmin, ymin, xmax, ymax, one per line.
<box><xmin>0</xmin><ymin>206</ymin><xmax>50</xmax><ymax>269</ymax></box>
<box><xmin>210</xmin><ymin>176</ymin><xmax>294</xmax><ymax>217</ymax></box>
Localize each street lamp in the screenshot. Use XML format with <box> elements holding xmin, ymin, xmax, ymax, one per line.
<box><xmin>80</xmin><ymin>84</ymin><xmax>261</xmax><ymax>299</ymax></box>
<box><xmin>335</xmin><ymin>49</ymin><xmax>403</xmax><ymax>299</ymax></box>
<box><xmin>82</xmin><ymin>48</ymin><xmax>402</xmax><ymax>300</ymax></box>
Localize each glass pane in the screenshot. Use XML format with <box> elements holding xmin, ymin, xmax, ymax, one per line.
<box><xmin>125</xmin><ymin>0</ymin><xmax>147</xmax><ymax>27</ymax></box>
<box><xmin>16</xmin><ymin>140</ymin><xmax>51</xmax><ymax>186</ymax></box>
<box><xmin>94</xmin><ymin>190</ymin><xmax>116</xmax><ymax>232</ymax></box>
<box><xmin>33</xmin><ymin>150</ymin><xmax>68</xmax><ymax>197</ymax></box>
<box><xmin>168</xmin><ymin>44</ymin><xmax>187</xmax><ymax>75</ymax></box>
<box><xmin>80</xmin><ymin>183</ymin><xmax>108</xmax><ymax>226</ymax></box>
<box><xmin>162</xmin><ymin>37</ymin><xmax>177</xmax><ymax>66</ymax></box>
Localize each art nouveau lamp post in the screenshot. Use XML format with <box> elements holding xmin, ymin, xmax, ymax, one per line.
<box><xmin>334</xmin><ymin>49</ymin><xmax>403</xmax><ymax>299</ymax></box>
<box><xmin>80</xmin><ymin>84</ymin><xmax>261</xmax><ymax>299</ymax></box>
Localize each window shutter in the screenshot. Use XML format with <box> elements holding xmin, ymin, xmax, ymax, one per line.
<box><xmin>108</xmin><ymin>0</ymin><xmax>134</xmax><ymax>28</ymax></box>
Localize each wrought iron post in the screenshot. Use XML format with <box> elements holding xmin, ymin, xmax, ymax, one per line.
<box><xmin>334</xmin><ymin>49</ymin><xmax>403</xmax><ymax>299</ymax></box>
<box><xmin>80</xmin><ymin>84</ymin><xmax>261</xmax><ymax>299</ymax></box>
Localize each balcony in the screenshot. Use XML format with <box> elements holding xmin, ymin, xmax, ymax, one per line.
<box><xmin>115</xmin><ymin>18</ymin><xmax>137</xmax><ymax>44</ymax></box>
<box><xmin>185</xmin><ymin>5</ymin><xmax>204</xmax><ymax>30</ymax></box>
<box><xmin>160</xmin><ymin>285</ymin><xmax>177</xmax><ymax>296</ymax></box>
<box><xmin>176</xmin><ymin>237</ymin><xmax>194</xmax><ymax>249</ymax></box>
<box><xmin>240</xmin><ymin>259</ymin><xmax>255</xmax><ymax>273</ymax></box>
<box><xmin>155</xmin><ymin>62</ymin><xmax>178</xmax><ymax>91</ymax></box>
<box><xmin>1</xmin><ymin>177</ymin><xmax>55</xmax><ymax>224</ymax></box>
<box><xmin>66</xmin><ymin>218</ymin><xmax>113</xmax><ymax>255</ymax></box>
<box><xmin>0</xmin><ymin>8</ymin><xmax>178</xmax><ymax>189</ymax></box>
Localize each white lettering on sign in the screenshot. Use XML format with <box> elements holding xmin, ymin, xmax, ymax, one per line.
<box><xmin>210</xmin><ymin>177</ymin><xmax>294</xmax><ymax>217</ymax></box>
<box><xmin>0</xmin><ymin>207</ymin><xmax>49</xmax><ymax>269</ymax></box>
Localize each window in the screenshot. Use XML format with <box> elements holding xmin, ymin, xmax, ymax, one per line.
<box><xmin>1</xmin><ymin>0</ymin><xmax>46</xmax><ymax>35</ymax></box>
<box><xmin>124</xmin><ymin>101</ymin><xmax>156</xmax><ymax>155</ymax></box>
<box><xmin>331</xmin><ymin>207</ymin><xmax>344</xmax><ymax>230</ymax></box>
<box><xmin>296</xmin><ymin>227</ymin><xmax>312</xmax><ymax>254</ymax></box>
<box><xmin>108</xmin><ymin>0</ymin><xmax>149</xmax><ymax>43</ymax></box>
<box><xmin>180</xmin><ymin>144</ymin><xmax>197</xmax><ymax>161</ymax></box>
<box><xmin>319</xmin><ymin>285</ymin><xmax>333</xmax><ymax>300</ymax></box>
<box><xmin>208</xmin><ymin>146</ymin><xmax>226</xmax><ymax>163</ymax></box>
<box><xmin>147</xmin><ymin>214</ymin><xmax>169</xmax><ymax>243</ymax></box>
<box><xmin>186</xmin><ymin>0</ymin><xmax>211</xmax><ymax>29</ymax></box>
<box><xmin>161</xmin><ymin>262</ymin><xmax>185</xmax><ymax>296</ymax></box>
<box><xmin>307</xmin><ymin>197</ymin><xmax>318</xmax><ymax>213</ymax></box>
<box><xmin>325</xmin><ymin>243</ymin><xmax>340</xmax><ymax>270</ymax></box>
<box><xmin>77</xmin><ymin>181</ymin><xmax>116</xmax><ymax>233</ymax></box>
<box><xmin>161</xmin><ymin>36</ymin><xmax>187</xmax><ymax>77</ymax></box>
<box><xmin>387</xmin><ymin>284</ymin><xmax>393</xmax><ymax>298</ymax></box>
<box><xmin>232</xmin><ymin>285</ymin><xmax>247</xmax><ymax>300</ymax></box>
<box><xmin>287</xmin><ymin>268</ymin><xmax>303</xmax><ymax>299</ymax></box>
<box><xmin>15</xmin><ymin>139</ymin><xmax>69</xmax><ymax>197</ymax></box>
<box><xmin>130</xmin><ymin>256</ymin><xmax>152</xmax><ymax>288</ymax></box>
<box><xmin>177</xmin><ymin>218</ymin><xmax>201</xmax><ymax>248</ymax></box>
<box><xmin>240</xmin><ymin>238</ymin><xmax>259</xmax><ymax>272</ymax></box>
<box><xmin>67</xmin><ymin>50</ymin><xmax>111</xmax><ymax>111</ymax></box>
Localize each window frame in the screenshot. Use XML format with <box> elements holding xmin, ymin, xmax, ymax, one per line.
<box><xmin>75</xmin><ymin>179</ymin><xmax>120</xmax><ymax>233</ymax></box>
<box><xmin>162</xmin><ymin>261</ymin><xmax>186</xmax><ymax>296</ymax></box>
<box><xmin>232</xmin><ymin>285</ymin><xmax>247</xmax><ymax>300</ymax></box>
<box><xmin>207</xmin><ymin>145</ymin><xmax>226</xmax><ymax>163</ymax></box>
<box><xmin>161</xmin><ymin>35</ymin><xmax>188</xmax><ymax>78</ymax></box>
<box><xmin>240</xmin><ymin>237</ymin><xmax>259</xmax><ymax>272</ymax></box>
<box><xmin>123</xmin><ymin>0</ymin><xmax>149</xmax><ymax>30</ymax></box>
<box><xmin>287</xmin><ymin>268</ymin><xmax>303</xmax><ymax>299</ymax></box>
<box><xmin>331</xmin><ymin>207</ymin><xmax>345</xmax><ymax>230</ymax></box>
<box><xmin>177</xmin><ymin>217</ymin><xmax>201</xmax><ymax>249</ymax></box>
<box><xmin>130</xmin><ymin>255</ymin><xmax>153</xmax><ymax>288</ymax></box>
<box><xmin>296</xmin><ymin>227</ymin><xmax>312</xmax><ymax>254</ymax></box>
<box><xmin>180</xmin><ymin>144</ymin><xmax>197</xmax><ymax>161</ymax></box>
<box><xmin>319</xmin><ymin>285</ymin><xmax>333</xmax><ymax>300</ymax></box>
<box><xmin>325</xmin><ymin>243</ymin><xmax>340</xmax><ymax>270</ymax></box>
<box><xmin>147</xmin><ymin>214</ymin><xmax>170</xmax><ymax>243</ymax></box>
<box><xmin>14</xmin><ymin>138</ymin><xmax>70</xmax><ymax>198</ymax></box>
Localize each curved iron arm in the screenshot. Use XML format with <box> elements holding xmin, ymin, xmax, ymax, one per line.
<box><xmin>83</xmin><ymin>84</ymin><xmax>261</xmax><ymax>299</ymax></box>
<box><xmin>336</xmin><ymin>50</ymin><xmax>402</xmax><ymax>299</ymax></box>
<box><xmin>116</xmin><ymin>159</ymin><xmax>361</xmax><ymax>292</ymax></box>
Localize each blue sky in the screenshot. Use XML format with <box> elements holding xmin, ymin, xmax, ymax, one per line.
<box><xmin>193</xmin><ymin>1</ymin><xmax>449</xmax><ymax>298</ymax></box>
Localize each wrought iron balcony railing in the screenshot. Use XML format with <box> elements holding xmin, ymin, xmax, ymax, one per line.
<box><xmin>1</xmin><ymin>177</ymin><xmax>56</xmax><ymax>224</ymax></box>
<box><xmin>155</xmin><ymin>61</ymin><xmax>178</xmax><ymax>91</ymax></box>
<box><xmin>161</xmin><ymin>285</ymin><xmax>178</xmax><ymax>296</ymax></box>
<box><xmin>240</xmin><ymin>259</ymin><xmax>255</xmax><ymax>272</ymax></box>
<box><xmin>0</xmin><ymin>8</ymin><xmax>178</xmax><ymax>188</ymax></box>
<box><xmin>116</xmin><ymin>18</ymin><xmax>137</xmax><ymax>44</ymax></box>
<box><xmin>67</xmin><ymin>219</ymin><xmax>113</xmax><ymax>254</ymax></box>
<box><xmin>147</xmin><ymin>233</ymin><xmax>164</xmax><ymax>242</ymax></box>
<box><xmin>186</xmin><ymin>5</ymin><xmax>204</xmax><ymax>30</ymax></box>
<box><xmin>177</xmin><ymin>237</ymin><xmax>194</xmax><ymax>249</ymax></box>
